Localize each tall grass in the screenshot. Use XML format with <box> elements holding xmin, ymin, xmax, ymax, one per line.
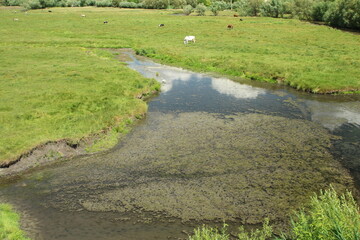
<box><xmin>285</xmin><ymin>186</ymin><xmax>360</xmax><ymax>240</ymax></box>
<box><xmin>188</xmin><ymin>187</ymin><xmax>360</xmax><ymax>240</ymax></box>
<box><xmin>0</xmin><ymin>204</ymin><xmax>30</xmax><ymax>240</ymax></box>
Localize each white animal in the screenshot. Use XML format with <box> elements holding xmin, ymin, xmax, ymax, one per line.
<box><xmin>81</xmin><ymin>14</ymin><xmax>86</xmax><ymax>17</ymax></box>
<box><xmin>13</xmin><ymin>18</ymin><xmax>19</xmax><ymax>21</ymax></box>
<box><xmin>184</xmin><ymin>36</ymin><xmax>196</xmax><ymax>44</ymax></box>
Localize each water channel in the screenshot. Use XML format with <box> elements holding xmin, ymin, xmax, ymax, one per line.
<box><xmin>1</xmin><ymin>51</ymin><xmax>360</xmax><ymax>239</ymax></box>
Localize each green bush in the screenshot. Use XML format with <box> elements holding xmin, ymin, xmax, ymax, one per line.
<box><xmin>195</xmin><ymin>3</ymin><xmax>206</xmax><ymax>15</ymax></box>
<box><xmin>261</xmin><ymin>0</ymin><xmax>286</xmax><ymax>18</ymax></box>
<box><xmin>185</xmin><ymin>0</ymin><xmax>196</xmax><ymax>7</ymax></box>
<box><xmin>238</xmin><ymin>219</ymin><xmax>272</xmax><ymax>240</ymax></box>
<box><xmin>85</xmin><ymin>0</ymin><xmax>95</xmax><ymax>5</ymax></box>
<box><xmin>282</xmin><ymin>186</ymin><xmax>360</xmax><ymax>240</ymax></box>
<box><xmin>188</xmin><ymin>187</ymin><xmax>360</xmax><ymax>240</ymax></box>
<box><xmin>142</xmin><ymin>0</ymin><xmax>169</xmax><ymax>9</ymax></box>
<box><xmin>171</xmin><ymin>0</ymin><xmax>186</xmax><ymax>9</ymax></box>
<box><xmin>183</xmin><ymin>4</ymin><xmax>194</xmax><ymax>14</ymax></box>
<box><xmin>311</xmin><ymin>0</ymin><xmax>330</xmax><ymax>21</ymax></box>
<box><xmin>188</xmin><ymin>220</ymin><xmax>272</xmax><ymax>240</ymax></box>
<box><xmin>22</xmin><ymin>0</ymin><xmax>42</xmax><ymax>8</ymax></box>
<box><xmin>323</xmin><ymin>0</ymin><xmax>360</xmax><ymax>30</ymax></box>
<box><xmin>209</xmin><ymin>1</ymin><xmax>227</xmax><ymax>15</ymax></box>
<box><xmin>4</xmin><ymin>0</ymin><xmax>24</xmax><ymax>5</ymax></box>
<box><xmin>95</xmin><ymin>0</ymin><xmax>112</xmax><ymax>7</ymax></box>
<box><xmin>289</xmin><ymin>0</ymin><xmax>314</xmax><ymax>20</ymax></box>
<box><xmin>189</xmin><ymin>223</ymin><xmax>229</xmax><ymax>240</ymax></box>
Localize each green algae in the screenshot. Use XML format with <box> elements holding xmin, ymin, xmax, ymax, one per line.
<box><xmin>35</xmin><ymin>112</ymin><xmax>355</xmax><ymax>228</ymax></box>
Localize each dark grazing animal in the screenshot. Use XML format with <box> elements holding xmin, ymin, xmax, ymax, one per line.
<box><xmin>239</xmin><ymin>18</ymin><xmax>243</xmax><ymax>21</ymax></box>
<box><xmin>159</xmin><ymin>23</ymin><xmax>165</xmax><ymax>27</ymax></box>
<box><xmin>234</xmin><ymin>14</ymin><xmax>239</xmax><ymax>17</ymax></box>
<box><xmin>227</xmin><ymin>24</ymin><xmax>234</xmax><ymax>30</ymax></box>
<box><xmin>104</xmin><ymin>21</ymin><xmax>108</xmax><ymax>24</ymax></box>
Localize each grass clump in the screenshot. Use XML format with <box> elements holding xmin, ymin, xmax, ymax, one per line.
<box><xmin>189</xmin><ymin>223</ymin><xmax>230</xmax><ymax>240</ymax></box>
<box><xmin>188</xmin><ymin>187</ymin><xmax>360</xmax><ymax>240</ymax></box>
<box><xmin>283</xmin><ymin>186</ymin><xmax>360</xmax><ymax>240</ymax></box>
<box><xmin>189</xmin><ymin>219</ymin><xmax>272</xmax><ymax>240</ymax></box>
<box><xmin>0</xmin><ymin>204</ymin><xmax>30</xmax><ymax>240</ymax></box>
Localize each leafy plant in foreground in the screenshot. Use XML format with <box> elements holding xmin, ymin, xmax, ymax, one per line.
<box><xmin>281</xmin><ymin>186</ymin><xmax>360</xmax><ymax>240</ymax></box>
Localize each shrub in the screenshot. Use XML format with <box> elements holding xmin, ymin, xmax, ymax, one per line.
<box><xmin>282</xmin><ymin>186</ymin><xmax>360</xmax><ymax>240</ymax></box>
<box><xmin>195</xmin><ymin>3</ymin><xmax>206</xmax><ymax>15</ymax></box>
<box><xmin>95</xmin><ymin>0</ymin><xmax>112</xmax><ymax>7</ymax></box>
<box><xmin>118</xmin><ymin>1</ymin><xmax>140</xmax><ymax>7</ymax></box>
<box><xmin>4</xmin><ymin>0</ymin><xmax>24</xmax><ymax>5</ymax></box>
<box><xmin>233</xmin><ymin>0</ymin><xmax>251</xmax><ymax>16</ymax></box>
<box><xmin>188</xmin><ymin>220</ymin><xmax>273</xmax><ymax>240</ymax></box>
<box><xmin>289</xmin><ymin>0</ymin><xmax>314</xmax><ymax>20</ymax></box>
<box><xmin>238</xmin><ymin>219</ymin><xmax>272</xmax><ymax>240</ymax></box>
<box><xmin>189</xmin><ymin>223</ymin><xmax>229</xmax><ymax>240</ymax></box>
<box><xmin>22</xmin><ymin>0</ymin><xmax>42</xmax><ymax>9</ymax></box>
<box><xmin>261</xmin><ymin>0</ymin><xmax>286</xmax><ymax>18</ymax></box>
<box><xmin>85</xmin><ymin>0</ymin><xmax>95</xmax><ymax>6</ymax></box>
<box><xmin>311</xmin><ymin>0</ymin><xmax>330</xmax><ymax>21</ymax></box>
<box><xmin>185</xmin><ymin>0</ymin><xmax>196</xmax><ymax>7</ymax></box>
<box><xmin>209</xmin><ymin>3</ymin><xmax>219</xmax><ymax>15</ymax></box>
<box><xmin>183</xmin><ymin>4</ymin><xmax>194</xmax><ymax>14</ymax></box>
<box><xmin>209</xmin><ymin>1</ymin><xmax>227</xmax><ymax>15</ymax></box>
<box><xmin>142</xmin><ymin>0</ymin><xmax>169</xmax><ymax>9</ymax></box>
<box><xmin>171</xmin><ymin>0</ymin><xmax>186</xmax><ymax>9</ymax></box>
<box><xmin>323</xmin><ymin>0</ymin><xmax>360</xmax><ymax>30</ymax></box>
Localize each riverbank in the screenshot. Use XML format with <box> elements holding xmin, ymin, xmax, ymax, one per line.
<box><xmin>0</xmin><ymin>45</ymin><xmax>160</xmax><ymax>168</ymax></box>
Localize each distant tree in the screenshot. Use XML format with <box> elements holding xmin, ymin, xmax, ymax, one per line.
<box><xmin>171</xmin><ymin>0</ymin><xmax>186</xmax><ymax>8</ymax></box>
<box><xmin>195</xmin><ymin>2</ymin><xmax>207</xmax><ymax>15</ymax></box>
<box><xmin>183</xmin><ymin>4</ymin><xmax>194</xmax><ymax>14</ymax></box>
<box><xmin>248</xmin><ymin>0</ymin><xmax>264</xmax><ymax>16</ymax></box>
<box><xmin>209</xmin><ymin>1</ymin><xmax>226</xmax><ymax>15</ymax></box>
<box><xmin>185</xmin><ymin>0</ymin><xmax>196</xmax><ymax>7</ymax></box>
<box><xmin>324</xmin><ymin>0</ymin><xmax>360</xmax><ymax>29</ymax></box>
<box><xmin>311</xmin><ymin>0</ymin><xmax>330</xmax><ymax>21</ymax></box>
<box><xmin>261</xmin><ymin>0</ymin><xmax>286</xmax><ymax>18</ymax></box>
<box><xmin>143</xmin><ymin>0</ymin><xmax>169</xmax><ymax>8</ymax></box>
<box><xmin>289</xmin><ymin>0</ymin><xmax>314</xmax><ymax>20</ymax></box>
<box><xmin>233</xmin><ymin>0</ymin><xmax>249</xmax><ymax>16</ymax></box>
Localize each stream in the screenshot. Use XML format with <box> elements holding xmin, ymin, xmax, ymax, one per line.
<box><xmin>0</xmin><ymin>51</ymin><xmax>360</xmax><ymax>239</ymax></box>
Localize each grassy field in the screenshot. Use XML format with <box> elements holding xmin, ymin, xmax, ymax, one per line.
<box><xmin>0</xmin><ymin>7</ymin><xmax>360</xmax><ymax>165</ymax></box>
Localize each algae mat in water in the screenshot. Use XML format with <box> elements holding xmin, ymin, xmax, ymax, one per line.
<box><xmin>32</xmin><ymin>112</ymin><xmax>354</xmax><ymax>226</ymax></box>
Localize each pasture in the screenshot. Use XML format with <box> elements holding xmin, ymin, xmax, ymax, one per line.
<box><xmin>0</xmin><ymin>7</ymin><xmax>360</xmax><ymax>165</ymax></box>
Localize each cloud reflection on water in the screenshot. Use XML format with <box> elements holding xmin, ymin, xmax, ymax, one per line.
<box><xmin>306</xmin><ymin>101</ymin><xmax>360</xmax><ymax>130</ymax></box>
<box><xmin>211</xmin><ymin>78</ymin><xmax>266</xmax><ymax>99</ymax></box>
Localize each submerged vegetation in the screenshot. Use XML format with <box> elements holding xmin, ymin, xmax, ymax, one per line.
<box><xmin>188</xmin><ymin>187</ymin><xmax>360</xmax><ymax>240</ymax></box>
<box><xmin>0</xmin><ymin>204</ymin><xmax>30</xmax><ymax>240</ymax></box>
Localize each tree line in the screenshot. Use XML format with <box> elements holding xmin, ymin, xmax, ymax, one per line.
<box><xmin>2</xmin><ymin>0</ymin><xmax>360</xmax><ymax>29</ymax></box>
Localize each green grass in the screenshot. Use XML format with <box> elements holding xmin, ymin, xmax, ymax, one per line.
<box><xmin>0</xmin><ymin>204</ymin><xmax>30</xmax><ymax>240</ymax></box>
<box><xmin>0</xmin><ymin>7</ymin><xmax>360</xmax><ymax>164</ymax></box>
<box><xmin>188</xmin><ymin>187</ymin><xmax>360</xmax><ymax>240</ymax></box>
<box><xmin>285</xmin><ymin>186</ymin><xmax>360</xmax><ymax>240</ymax></box>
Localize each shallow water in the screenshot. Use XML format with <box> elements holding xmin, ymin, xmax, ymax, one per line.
<box><xmin>1</xmin><ymin>52</ymin><xmax>360</xmax><ymax>239</ymax></box>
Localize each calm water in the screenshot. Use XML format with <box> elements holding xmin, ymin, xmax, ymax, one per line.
<box><xmin>1</xmin><ymin>52</ymin><xmax>359</xmax><ymax>239</ymax></box>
